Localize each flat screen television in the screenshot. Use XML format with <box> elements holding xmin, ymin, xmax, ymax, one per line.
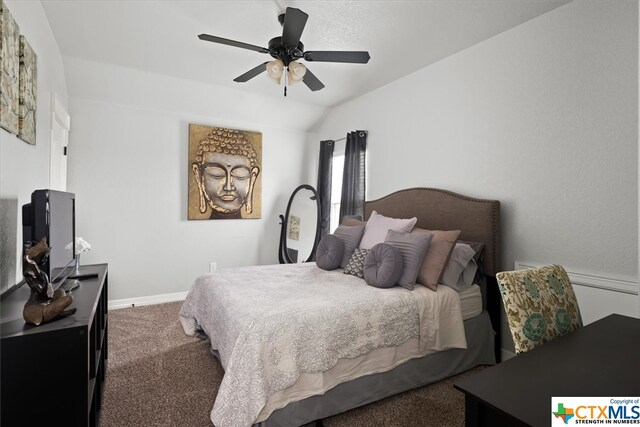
<box><xmin>22</xmin><ymin>190</ymin><xmax>76</xmax><ymax>287</ymax></box>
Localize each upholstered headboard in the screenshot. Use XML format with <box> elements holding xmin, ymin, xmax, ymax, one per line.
<box><xmin>363</xmin><ymin>187</ymin><xmax>501</xmax><ymax>360</ymax></box>
<box><xmin>364</xmin><ymin>187</ymin><xmax>501</xmax><ymax>277</ymax></box>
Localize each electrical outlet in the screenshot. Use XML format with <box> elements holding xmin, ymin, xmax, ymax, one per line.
<box><xmin>209</xmin><ymin>262</ymin><xmax>217</xmax><ymax>272</ymax></box>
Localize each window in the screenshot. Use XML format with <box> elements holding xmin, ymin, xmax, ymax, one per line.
<box><xmin>323</xmin><ymin>132</ymin><xmax>366</xmax><ymax>234</ymax></box>
<box><xmin>329</xmin><ymin>153</ymin><xmax>344</xmax><ymax>233</ymax></box>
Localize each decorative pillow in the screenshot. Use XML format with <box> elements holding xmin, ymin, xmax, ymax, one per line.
<box><xmin>359</xmin><ymin>211</ymin><xmax>417</xmax><ymax>250</ymax></box>
<box><xmin>412</xmin><ymin>229</ymin><xmax>461</xmax><ymax>290</ymax></box>
<box><xmin>341</xmin><ymin>215</ymin><xmax>364</xmax><ymax>226</ymax></box>
<box><xmin>384</xmin><ymin>230</ymin><xmax>433</xmax><ymax>290</ymax></box>
<box><xmin>363</xmin><ymin>243</ymin><xmax>404</xmax><ymax>288</ymax></box>
<box><xmin>315</xmin><ymin>234</ymin><xmax>344</xmax><ymax>271</ymax></box>
<box><xmin>496</xmin><ymin>264</ymin><xmax>583</xmax><ymax>354</ymax></box>
<box><xmin>343</xmin><ymin>248</ymin><xmax>369</xmax><ymax>278</ymax></box>
<box><xmin>333</xmin><ymin>224</ymin><xmax>365</xmax><ymax>269</ymax></box>
<box><xmin>440</xmin><ymin>243</ymin><xmax>477</xmax><ymax>292</ymax></box>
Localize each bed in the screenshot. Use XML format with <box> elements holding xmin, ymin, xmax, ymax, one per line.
<box><xmin>180</xmin><ymin>187</ymin><xmax>501</xmax><ymax>427</ymax></box>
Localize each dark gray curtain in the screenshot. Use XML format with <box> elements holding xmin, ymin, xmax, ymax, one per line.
<box><xmin>317</xmin><ymin>140</ymin><xmax>334</xmax><ymax>237</ymax></box>
<box><xmin>339</xmin><ymin>131</ymin><xmax>367</xmax><ymax>220</ymax></box>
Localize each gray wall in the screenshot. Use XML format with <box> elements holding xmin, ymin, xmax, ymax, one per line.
<box><xmin>0</xmin><ymin>1</ymin><xmax>69</xmax><ymax>291</ymax></box>
<box><xmin>63</xmin><ymin>58</ymin><xmax>325</xmax><ymax>301</ymax></box>
<box><xmin>313</xmin><ymin>0</ymin><xmax>639</xmax><ymax>347</ymax></box>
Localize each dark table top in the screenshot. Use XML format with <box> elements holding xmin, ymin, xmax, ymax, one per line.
<box><xmin>1</xmin><ymin>264</ymin><xmax>107</xmax><ymax>338</ymax></box>
<box><xmin>454</xmin><ymin>314</ymin><xmax>640</xmax><ymax>427</ymax></box>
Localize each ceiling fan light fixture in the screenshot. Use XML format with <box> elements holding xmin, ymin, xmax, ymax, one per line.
<box><xmin>266</xmin><ymin>59</ymin><xmax>284</xmax><ymax>84</ymax></box>
<box><xmin>199</xmin><ymin>7</ymin><xmax>370</xmax><ymax>94</ymax></box>
<box><xmin>287</xmin><ymin>61</ymin><xmax>307</xmax><ymax>85</ymax></box>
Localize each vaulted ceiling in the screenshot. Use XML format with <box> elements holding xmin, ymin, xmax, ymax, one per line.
<box><xmin>42</xmin><ymin>0</ymin><xmax>571</xmax><ymax>107</ymax></box>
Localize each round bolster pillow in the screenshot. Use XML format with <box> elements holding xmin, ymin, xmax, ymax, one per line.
<box><xmin>363</xmin><ymin>243</ymin><xmax>404</xmax><ymax>288</ymax></box>
<box><xmin>316</xmin><ymin>234</ymin><xmax>345</xmax><ymax>271</ymax></box>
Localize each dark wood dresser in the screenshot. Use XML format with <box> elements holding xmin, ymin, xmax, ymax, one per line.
<box><xmin>1</xmin><ymin>263</ymin><xmax>108</xmax><ymax>427</ymax></box>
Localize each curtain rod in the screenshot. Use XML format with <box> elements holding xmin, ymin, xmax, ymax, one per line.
<box><xmin>332</xmin><ymin>131</ymin><xmax>367</xmax><ymax>142</ymax></box>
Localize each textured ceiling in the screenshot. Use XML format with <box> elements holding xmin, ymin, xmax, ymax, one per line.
<box><xmin>42</xmin><ymin>0</ymin><xmax>571</xmax><ymax>107</ymax></box>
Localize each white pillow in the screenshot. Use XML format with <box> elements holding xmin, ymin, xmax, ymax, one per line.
<box><xmin>359</xmin><ymin>211</ymin><xmax>417</xmax><ymax>250</ymax></box>
<box><xmin>440</xmin><ymin>243</ymin><xmax>478</xmax><ymax>292</ymax></box>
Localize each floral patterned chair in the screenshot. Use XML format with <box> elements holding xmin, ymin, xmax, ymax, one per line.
<box><xmin>496</xmin><ymin>264</ymin><xmax>582</xmax><ymax>354</ymax></box>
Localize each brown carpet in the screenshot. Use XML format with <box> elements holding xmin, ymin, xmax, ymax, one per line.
<box><xmin>100</xmin><ymin>301</ymin><xmax>484</xmax><ymax>427</ymax></box>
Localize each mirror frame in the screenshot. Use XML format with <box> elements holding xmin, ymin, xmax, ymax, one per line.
<box><xmin>279</xmin><ymin>184</ymin><xmax>321</xmax><ymax>264</ymax></box>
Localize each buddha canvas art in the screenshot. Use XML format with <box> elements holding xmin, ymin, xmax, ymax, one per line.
<box><xmin>188</xmin><ymin>124</ymin><xmax>262</xmax><ymax>220</ymax></box>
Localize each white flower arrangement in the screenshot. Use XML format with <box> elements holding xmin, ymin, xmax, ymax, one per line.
<box><xmin>66</xmin><ymin>237</ymin><xmax>92</xmax><ymax>255</ymax></box>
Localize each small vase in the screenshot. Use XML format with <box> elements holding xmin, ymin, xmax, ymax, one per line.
<box><xmin>74</xmin><ymin>253</ymin><xmax>81</xmax><ymax>274</ymax></box>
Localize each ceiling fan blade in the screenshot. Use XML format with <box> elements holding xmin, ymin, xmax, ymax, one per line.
<box><xmin>302</xmin><ymin>68</ymin><xmax>325</xmax><ymax>91</ymax></box>
<box><xmin>281</xmin><ymin>8</ymin><xmax>308</xmax><ymax>48</ymax></box>
<box><xmin>233</xmin><ymin>62</ymin><xmax>269</xmax><ymax>82</ymax></box>
<box><xmin>304</xmin><ymin>51</ymin><xmax>371</xmax><ymax>64</ymax></box>
<box><xmin>198</xmin><ymin>34</ymin><xmax>269</xmax><ymax>54</ymax></box>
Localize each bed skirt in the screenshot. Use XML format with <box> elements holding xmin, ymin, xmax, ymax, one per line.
<box><xmin>252</xmin><ymin>310</ymin><xmax>495</xmax><ymax>427</ymax></box>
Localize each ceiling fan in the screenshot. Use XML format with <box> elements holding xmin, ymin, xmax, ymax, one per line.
<box><xmin>198</xmin><ymin>7</ymin><xmax>371</xmax><ymax>96</ymax></box>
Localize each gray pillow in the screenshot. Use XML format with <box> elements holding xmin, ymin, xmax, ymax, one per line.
<box><xmin>333</xmin><ymin>224</ymin><xmax>365</xmax><ymax>269</ymax></box>
<box><xmin>459</xmin><ymin>240</ymin><xmax>486</xmax><ymax>283</ymax></box>
<box><xmin>341</xmin><ymin>215</ymin><xmax>363</xmax><ymax>225</ymax></box>
<box><xmin>441</xmin><ymin>243</ymin><xmax>477</xmax><ymax>291</ymax></box>
<box><xmin>316</xmin><ymin>234</ymin><xmax>344</xmax><ymax>271</ymax></box>
<box><xmin>384</xmin><ymin>230</ymin><xmax>433</xmax><ymax>290</ymax></box>
<box><xmin>359</xmin><ymin>211</ymin><xmax>417</xmax><ymax>250</ymax></box>
<box><xmin>343</xmin><ymin>248</ymin><xmax>369</xmax><ymax>278</ymax></box>
<box><xmin>363</xmin><ymin>243</ymin><xmax>404</xmax><ymax>288</ymax></box>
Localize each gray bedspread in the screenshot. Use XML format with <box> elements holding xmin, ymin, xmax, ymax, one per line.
<box><xmin>179</xmin><ymin>263</ymin><xmax>422</xmax><ymax>427</ymax></box>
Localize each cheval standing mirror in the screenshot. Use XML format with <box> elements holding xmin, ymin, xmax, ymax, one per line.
<box><xmin>279</xmin><ymin>185</ymin><xmax>321</xmax><ymax>263</ymax></box>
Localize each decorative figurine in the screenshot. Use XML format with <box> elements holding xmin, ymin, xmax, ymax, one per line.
<box><xmin>22</xmin><ymin>238</ymin><xmax>76</xmax><ymax>326</ymax></box>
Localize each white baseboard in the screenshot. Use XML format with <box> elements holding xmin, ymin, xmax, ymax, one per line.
<box><xmin>501</xmin><ymin>348</ymin><xmax>516</xmax><ymax>361</ymax></box>
<box><xmin>108</xmin><ymin>291</ymin><xmax>188</xmax><ymax>310</ymax></box>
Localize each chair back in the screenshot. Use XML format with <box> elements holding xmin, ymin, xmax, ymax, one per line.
<box><xmin>496</xmin><ymin>264</ymin><xmax>582</xmax><ymax>354</ymax></box>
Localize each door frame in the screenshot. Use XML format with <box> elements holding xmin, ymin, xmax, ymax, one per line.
<box><xmin>50</xmin><ymin>92</ymin><xmax>71</xmax><ymax>191</ymax></box>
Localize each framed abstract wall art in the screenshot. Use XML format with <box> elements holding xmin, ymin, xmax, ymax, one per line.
<box><xmin>288</xmin><ymin>215</ymin><xmax>300</xmax><ymax>240</ymax></box>
<box><xmin>18</xmin><ymin>35</ymin><xmax>36</xmax><ymax>145</ymax></box>
<box><xmin>188</xmin><ymin>124</ymin><xmax>262</xmax><ymax>220</ymax></box>
<box><xmin>0</xmin><ymin>1</ymin><xmax>20</xmax><ymax>135</ymax></box>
